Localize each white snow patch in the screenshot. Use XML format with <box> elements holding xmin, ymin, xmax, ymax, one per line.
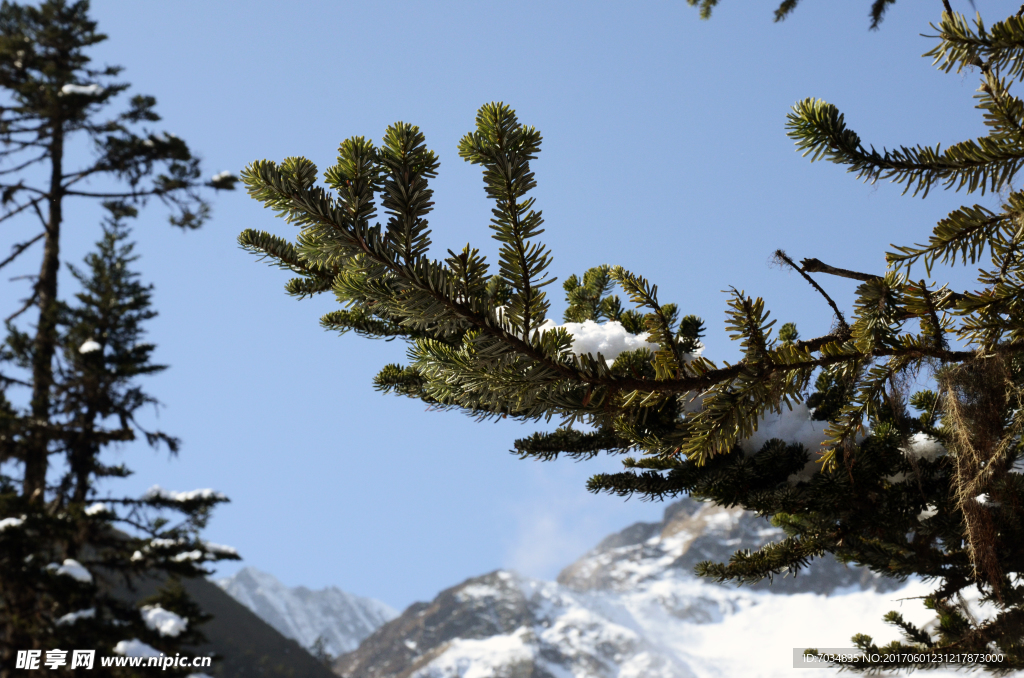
<box><xmin>211</xmin><ymin>171</ymin><xmax>234</xmax><ymax>182</ymax></box>
<box><xmin>918</xmin><ymin>504</ymin><xmax>938</xmax><ymax>521</ymax></box>
<box><xmin>113</xmin><ymin>639</ymin><xmax>161</xmax><ymax>657</ymax></box>
<box><xmin>61</xmin><ymin>83</ymin><xmax>103</xmax><ymax>96</ymax></box>
<box><xmin>0</xmin><ymin>516</ymin><xmax>25</xmax><ymax>531</ymax></box>
<box><xmin>904</xmin><ymin>432</ymin><xmax>945</xmax><ymax>461</ymax></box>
<box><xmin>538</xmin><ymin>319</ymin><xmax>662</xmax><ymax>364</ymax></box>
<box><xmin>738</xmin><ymin>403</ymin><xmax>829</xmax><ymax>484</ymax></box>
<box><xmin>84</xmin><ymin>502</ymin><xmax>109</xmax><ymax>516</ymax></box>
<box><xmin>143</xmin><ymin>485</ymin><xmax>226</xmax><ymax>502</ymax></box>
<box><xmin>56</xmin><ymin>608</ymin><xmax>95</xmax><ymax>625</ymax></box>
<box><xmin>536</xmin><ymin>318</ymin><xmax>703</xmax><ymax>367</ymax></box>
<box><xmin>47</xmin><ymin>559</ymin><xmax>92</xmax><ymax>583</ymax></box>
<box><xmin>172</xmin><ymin>550</ymin><xmax>205</xmax><ymax>562</ymax></box>
<box><xmin>141</xmin><ymin>132</ymin><xmax>179</xmax><ymax>148</ymax></box>
<box><xmin>457</xmin><ymin>582</ymin><xmax>503</xmax><ymax>601</ymax></box>
<box><xmin>679</xmin><ymin>581</ymin><xmax>942</xmax><ymax>677</ymax></box>
<box><xmin>741</xmin><ymin>403</ymin><xmax>827</xmax><ymax>457</ymax></box>
<box><xmin>492</xmin><ymin>310</ymin><xmax>701</xmax><ymax>367</ymax></box>
<box><xmin>411</xmin><ymin>627</ymin><xmax>535</xmax><ymax>678</ymax></box>
<box><xmin>78</xmin><ymin>339</ymin><xmax>101</xmax><ymax>354</ymax></box>
<box><xmin>975</xmin><ymin>493</ymin><xmax>999</xmax><ymax>507</ymax></box>
<box><xmin>202</xmin><ymin>541</ymin><xmax>238</xmax><ymax>557</ymax></box>
<box><xmin>141</xmin><ymin>605</ymin><xmax>188</xmax><ymax>637</ymax></box>
<box><xmin>216</xmin><ymin>567</ymin><xmax>398</xmax><ymax>657</ymax></box>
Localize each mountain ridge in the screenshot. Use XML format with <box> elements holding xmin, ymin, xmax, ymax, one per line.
<box><xmin>216</xmin><ymin>566</ymin><xmax>398</xmax><ymax>658</ymax></box>
<box><xmin>330</xmin><ymin>498</ymin><xmax>934</xmax><ymax>678</ymax></box>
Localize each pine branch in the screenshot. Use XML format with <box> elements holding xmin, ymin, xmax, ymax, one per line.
<box><xmin>926</xmin><ymin>12</ymin><xmax>1024</xmax><ymax>81</ymax></box>
<box><xmin>513</xmin><ymin>427</ymin><xmax>630</xmax><ymax>461</ymax></box>
<box><xmin>774</xmin><ymin>250</ymin><xmax>849</xmax><ymax>331</ymax></box>
<box><xmin>798</xmin><ymin>257</ymin><xmax>879</xmax><ymax>282</ymax></box>
<box><xmin>787</xmin><ymin>98</ymin><xmax>1024</xmax><ymax>197</ymax></box>
<box><xmin>5</xmin><ymin>283</ymin><xmax>38</xmax><ymax>322</ymax></box>
<box><xmin>869</xmin><ymin>0</ymin><xmax>897</xmax><ymax>31</ymax></box>
<box><xmin>0</xmin><ymin>195</ymin><xmax>45</xmax><ymax>225</ymax></box>
<box><xmin>0</xmin><ymin>230</ymin><xmax>42</xmax><ymax>270</ymax></box>
<box><xmin>694</xmin><ymin>536</ymin><xmax>830</xmax><ymax>585</ymax></box>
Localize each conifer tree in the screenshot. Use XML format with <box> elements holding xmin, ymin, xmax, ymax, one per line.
<box><xmin>1</xmin><ymin>206</ymin><xmax>238</xmax><ymax>675</ymax></box>
<box><xmin>241</xmin><ymin>5</ymin><xmax>1024</xmax><ymax>673</ymax></box>
<box><xmin>0</xmin><ymin>0</ymin><xmax>235</xmax><ymax>502</ymax></box>
<box><xmin>0</xmin><ymin>1</ymin><xmax>236</xmax><ymax>673</ymax></box>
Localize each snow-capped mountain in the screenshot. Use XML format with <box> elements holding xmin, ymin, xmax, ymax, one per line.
<box><xmin>335</xmin><ymin>499</ymin><xmax>962</xmax><ymax>678</ymax></box>
<box><xmin>216</xmin><ymin>567</ymin><xmax>398</xmax><ymax>658</ymax></box>
<box><xmin>557</xmin><ymin>497</ymin><xmax>901</xmax><ymax>596</ymax></box>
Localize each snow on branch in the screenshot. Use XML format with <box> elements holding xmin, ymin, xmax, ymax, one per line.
<box><xmin>56</xmin><ymin>608</ymin><xmax>95</xmax><ymax>626</ymax></box>
<box><xmin>0</xmin><ymin>516</ymin><xmax>25</xmax><ymax>532</ymax></box>
<box><xmin>142</xmin><ymin>485</ymin><xmax>227</xmax><ymax>503</ymax></box>
<box><xmin>60</xmin><ymin>83</ymin><xmax>104</xmax><ymax>96</ymax></box>
<box><xmin>113</xmin><ymin>639</ymin><xmax>161</xmax><ymax>658</ymax></box>
<box><xmin>47</xmin><ymin>559</ymin><xmax>92</xmax><ymax>583</ymax></box>
<box><xmin>141</xmin><ymin>605</ymin><xmax>188</xmax><ymax>637</ymax></box>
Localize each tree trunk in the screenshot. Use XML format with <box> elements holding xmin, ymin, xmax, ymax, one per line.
<box><xmin>23</xmin><ymin>124</ymin><xmax>63</xmax><ymax>501</ymax></box>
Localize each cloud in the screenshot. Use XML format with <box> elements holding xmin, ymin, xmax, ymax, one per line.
<box><xmin>502</xmin><ymin>461</ymin><xmax>663</xmax><ymax>580</ymax></box>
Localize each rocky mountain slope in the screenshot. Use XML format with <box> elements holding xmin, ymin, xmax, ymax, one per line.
<box><xmin>333</xmin><ymin>499</ymin><xmax>956</xmax><ymax>678</ymax></box>
<box><xmin>557</xmin><ymin>497</ymin><xmax>901</xmax><ymax>595</ymax></box>
<box><xmin>114</xmin><ymin>572</ymin><xmax>337</xmax><ymax>678</ymax></box>
<box><xmin>217</xmin><ymin>567</ymin><xmax>398</xmax><ymax>658</ymax></box>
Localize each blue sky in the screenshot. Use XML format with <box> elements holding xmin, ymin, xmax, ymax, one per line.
<box><xmin>10</xmin><ymin>0</ymin><xmax>1015</xmax><ymax>610</ymax></box>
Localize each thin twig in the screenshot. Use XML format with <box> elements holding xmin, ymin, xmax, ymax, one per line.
<box><xmin>5</xmin><ymin>290</ymin><xmax>37</xmax><ymax>322</ymax></box>
<box><xmin>919</xmin><ymin>281</ymin><xmax>950</xmax><ymax>351</ymax></box>
<box><xmin>942</xmin><ymin>0</ymin><xmax>953</xmax><ymax>15</ymax></box>
<box><xmin>799</xmin><ymin>257</ymin><xmax>880</xmax><ymax>282</ymax></box>
<box><xmin>998</xmin><ymin>245</ymin><xmax>1019</xmax><ymax>281</ymax></box>
<box><xmin>0</xmin><ymin>182</ymin><xmax>45</xmax><ymax>196</ymax></box>
<box><xmin>794</xmin><ymin>331</ymin><xmax>848</xmax><ymax>353</ymax></box>
<box><xmin>64</xmin><ymin>188</ymin><xmax>162</xmax><ymax>199</ymax></box>
<box><xmin>30</xmin><ymin>199</ymin><xmax>46</xmax><ymax>230</ymax></box>
<box><xmin>775</xmin><ymin>250</ymin><xmax>850</xmax><ymax>332</ymax></box>
<box><xmin>0</xmin><ymin>195</ymin><xmax>46</xmax><ymax>225</ymax></box>
<box><xmin>0</xmin><ymin>372</ymin><xmax>31</xmax><ymax>387</ymax></box>
<box><xmin>0</xmin><ymin>153</ymin><xmax>46</xmax><ymax>176</ymax></box>
<box><xmin>0</xmin><ymin>231</ymin><xmax>43</xmax><ymax>270</ymax></box>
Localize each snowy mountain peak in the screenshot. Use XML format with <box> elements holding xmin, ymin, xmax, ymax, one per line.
<box><xmin>333</xmin><ymin>499</ymin><xmax>938</xmax><ymax>678</ymax></box>
<box><xmin>230</xmin><ymin>501</ymin><xmax>953</xmax><ymax>677</ymax></box>
<box><xmin>559</xmin><ymin>497</ymin><xmax>901</xmax><ymax>595</ymax></box>
<box><xmin>335</xmin><ymin>568</ymin><xmax>691</xmax><ymax>678</ymax></box>
<box><xmin>216</xmin><ymin>567</ymin><xmax>397</xmax><ymax>657</ymax></box>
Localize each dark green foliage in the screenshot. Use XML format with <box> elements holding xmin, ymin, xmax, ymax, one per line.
<box><xmin>513</xmin><ymin>427</ymin><xmax>630</xmax><ymax>462</ymax></box>
<box><xmin>240</xmin><ymin>4</ymin><xmax>1024</xmax><ymax>672</ymax></box>
<box><xmin>0</xmin><ymin>0</ymin><xmax>234</xmax><ymax>501</ymax></box>
<box><xmin>1</xmin><ymin>210</ymin><xmax>238</xmax><ymax>675</ymax></box>
<box><xmin>0</xmin><ymin>3</ymin><xmax>234</xmax><ymax>670</ymax></box>
<box><xmin>688</xmin><ymin>0</ymin><xmax>898</xmax><ymax>29</ymax></box>
<box><xmin>0</xmin><ymin>0</ymin><xmax>226</xmax><ymax>232</ymax></box>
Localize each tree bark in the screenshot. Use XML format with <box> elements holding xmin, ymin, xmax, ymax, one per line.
<box><xmin>23</xmin><ymin>123</ymin><xmax>63</xmax><ymax>501</ymax></box>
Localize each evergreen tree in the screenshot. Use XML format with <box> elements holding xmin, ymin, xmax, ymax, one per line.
<box><xmin>0</xmin><ymin>1</ymin><xmax>236</xmax><ymax>674</ymax></box>
<box><xmin>0</xmin><ymin>0</ymin><xmax>235</xmax><ymax>502</ymax></box>
<box><xmin>309</xmin><ymin>636</ymin><xmax>335</xmax><ymax>669</ymax></box>
<box><xmin>1</xmin><ymin>206</ymin><xmax>238</xmax><ymax>675</ymax></box>
<box><xmin>240</xmin><ymin>5</ymin><xmax>1024</xmax><ymax>673</ymax></box>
